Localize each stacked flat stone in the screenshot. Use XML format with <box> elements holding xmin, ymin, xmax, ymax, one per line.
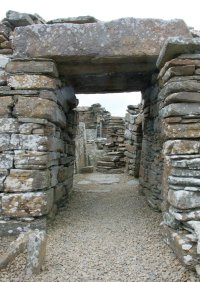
<box><xmin>96</xmin><ymin>117</ymin><xmax>126</xmax><ymax>173</ymax></box>
<box><xmin>0</xmin><ymin>58</ymin><xmax>78</xmax><ymax>235</ymax></box>
<box><xmin>139</xmin><ymin>84</ymin><xmax>163</xmax><ymax>211</ymax></box>
<box><xmin>124</xmin><ymin>105</ymin><xmax>142</xmax><ymax>177</ymax></box>
<box><xmin>76</xmin><ymin>103</ymin><xmax>111</xmax><ymax>139</ymax></box>
<box><xmin>156</xmin><ymin>38</ymin><xmax>200</xmax><ymax>273</ymax></box>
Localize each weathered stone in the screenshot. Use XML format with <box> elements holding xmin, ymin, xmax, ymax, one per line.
<box><xmin>0</xmin><ymin>118</ymin><xmax>18</xmax><ymax>133</ymax></box>
<box><xmin>161</xmin><ymin>65</ymin><xmax>195</xmax><ymax>84</ymax></box>
<box><xmin>195</xmin><ymin>68</ymin><xmax>200</xmax><ymax>75</ymax></box>
<box><xmin>0</xmin><ymin>134</ymin><xmax>11</xmax><ymax>151</ymax></box>
<box><xmin>4</xmin><ymin>169</ymin><xmax>51</xmax><ymax>192</ymax></box>
<box><xmin>162</xmin><ymin>225</ymin><xmax>199</xmax><ymax>269</ymax></box>
<box><xmin>0</xmin><ymin>34</ymin><xmax>8</xmax><ymax>44</ymax></box>
<box><xmin>170</xmin><ymin>156</ymin><xmax>200</xmax><ymax>169</ymax></box>
<box><xmin>0</xmin><ymin>23</ymin><xmax>10</xmax><ymax>38</ymax></box>
<box><xmin>8</xmin><ymin>74</ymin><xmax>60</xmax><ymax>90</ymax></box>
<box><xmin>26</xmin><ymin>230</ymin><xmax>47</xmax><ymax>276</ymax></box>
<box><xmin>159</xmin><ymin>81</ymin><xmax>200</xmax><ymax>101</ymax></box>
<box><xmin>0</xmin><ymin>49</ymin><xmax>12</xmax><ymax>55</ymax></box>
<box><xmin>163</xmin><ymin>140</ymin><xmax>200</xmax><ymax>155</ymax></box>
<box><xmin>14</xmin><ymin>96</ymin><xmax>66</xmax><ymax>128</ymax></box>
<box><xmin>0</xmin><ymin>40</ymin><xmax>12</xmax><ymax>49</ymax></box>
<box><xmin>14</xmin><ymin>150</ymin><xmax>60</xmax><ymax>169</ymax></box>
<box><xmin>157</xmin><ymin>37</ymin><xmax>200</xmax><ymax>69</ymax></box>
<box><xmin>57</xmin><ymin>165</ymin><xmax>74</xmax><ymax>183</ymax></box>
<box><xmin>161</xmin><ymin>103</ymin><xmax>200</xmax><ymax>118</ymax></box>
<box><xmin>170</xmin><ymin>206</ymin><xmax>200</xmax><ymax>222</ymax></box>
<box><xmin>0</xmin><ymin>169</ymin><xmax>8</xmax><ymax>190</ymax></box>
<box><xmin>6</xmin><ymin>60</ymin><xmax>58</xmax><ymax>77</ymax></box>
<box><xmin>164</xmin><ymin>92</ymin><xmax>200</xmax><ymax>105</ymax></box>
<box><xmin>79</xmin><ymin>166</ymin><xmax>94</xmax><ymax>173</ymax></box>
<box><xmin>6</xmin><ymin>10</ymin><xmax>35</xmax><ymax>27</ymax></box>
<box><xmin>0</xmin><ymin>96</ymin><xmax>14</xmax><ymax>117</ymax></box>
<box><xmin>0</xmin><ymin>152</ymin><xmax>13</xmax><ymax>169</ymax></box>
<box><xmin>0</xmin><ymin>229</ymin><xmax>46</xmax><ymax>276</ymax></box>
<box><xmin>168</xmin><ymin>189</ymin><xmax>200</xmax><ymax>209</ymax></box>
<box><xmin>171</xmin><ymin>168</ymin><xmax>200</xmax><ymax>178</ymax></box>
<box><xmin>47</xmin><ymin>16</ymin><xmax>98</xmax><ymax>24</ymax></box>
<box><xmin>9</xmin><ymin>134</ymin><xmax>65</xmax><ymax>152</ymax></box>
<box><xmin>162</xmin><ymin>122</ymin><xmax>200</xmax><ymax>139</ymax></box>
<box><xmin>13</xmin><ymin>19</ymin><xmax>191</xmax><ymax>93</ymax></box>
<box><xmin>0</xmin><ymin>218</ymin><xmax>46</xmax><ymax>236</ymax></box>
<box><xmin>2</xmin><ymin>189</ymin><xmax>54</xmax><ymax>217</ymax></box>
<box><xmin>158</xmin><ymin>58</ymin><xmax>200</xmax><ymax>79</ymax></box>
<box><xmin>168</xmin><ymin>176</ymin><xmax>200</xmax><ymax>187</ymax></box>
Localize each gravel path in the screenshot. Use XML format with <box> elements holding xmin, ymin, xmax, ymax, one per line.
<box><xmin>1</xmin><ymin>173</ymin><xmax>199</xmax><ymax>281</ymax></box>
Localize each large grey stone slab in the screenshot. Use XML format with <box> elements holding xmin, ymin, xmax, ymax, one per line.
<box><xmin>157</xmin><ymin>37</ymin><xmax>200</xmax><ymax>69</ymax></box>
<box><xmin>12</xmin><ymin>18</ymin><xmax>191</xmax><ymax>93</ymax></box>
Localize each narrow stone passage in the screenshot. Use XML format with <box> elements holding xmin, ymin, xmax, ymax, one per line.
<box><xmin>31</xmin><ymin>173</ymin><xmax>199</xmax><ymax>281</ymax></box>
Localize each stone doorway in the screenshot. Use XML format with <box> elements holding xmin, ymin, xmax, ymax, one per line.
<box><xmin>1</xmin><ymin>11</ymin><xmax>200</xmax><ymax>274</ymax></box>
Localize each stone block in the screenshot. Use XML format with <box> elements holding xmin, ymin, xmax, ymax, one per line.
<box><xmin>9</xmin><ymin>134</ymin><xmax>64</xmax><ymax>152</ymax></box>
<box><xmin>14</xmin><ymin>150</ymin><xmax>48</xmax><ymax>169</ymax></box>
<box><xmin>14</xmin><ymin>96</ymin><xmax>66</xmax><ymax>128</ymax></box>
<box><xmin>158</xmin><ymin>58</ymin><xmax>200</xmax><ymax>79</ymax></box>
<box><xmin>57</xmin><ymin>165</ymin><xmax>74</xmax><ymax>183</ymax></box>
<box><xmin>1</xmin><ymin>189</ymin><xmax>54</xmax><ymax>217</ymax></box>
<box><xmin>8</xmin><ymin>74</ymin><xmax>60</xmax><ymax>90</ymax></box>
<box><xmin>26</xmin><ymin>230</ymin><xmax>47</xmax><ymax>276</ymax></box>
<box><xmin>0</xmin><ymin>152</ymin><xmax>13</xmax><ymax>169</ymax></box>
<box><xmin>4</xmin><ymin>169</ymin><xmax>51</xmax><ymax>192</ymax></box>
<box><xmin>170</xmin><ymin>206</ymin><xmax>200</xmax><ymax>222</ymax></box>
<box><xmin>159</xmin><ymin>81</ymin><xmax>200</xmax><ymax>101</ymax></box>
<box><xmin>163</xmin><ymin>140</ymin><xmax>200</xmax><ymax>155</ymax></box>
<box><xmin>0</xmin><ymin>169</ymin><xmax>8</xmax><ymax>191</ymax></box>
<box><xmin>162</xmin><ymin>225</ymin><xmax>198</xmax><ymax>269</ymax></box>
<box><xmin>0</xmin><ymin>96</ymin><xmax>14</xmax><ymax>117</ymax></box>
<box><xmin>164</xmin><ymin>92</ymin><xmax>200</xmax><ymax>105</ymax></box>
<box><xmin>157</xmin><ymin>37</ymin><xmax>200</xmax><ymax>69</ymax></box>
<box><xmin>0</xmin><ymin>34</ymin><xmax>8</xmax><ymax>44</ymax></box>
<box><xmin>6</xmin><ymin>60</ymin><xmax>58</xmax><ymax>77</ymax></box>
<box><xmin>6</xmin><ymin>10</ymin><xmax>35</xmax><ymax>27</ymax></box>
<box><xmin>168</xmin><ymin>189</ymin><xmax>200</xmax><ymax>209</ymax></box>
<box><xmin>161</xmin><ymin>65</ymin><xmax>195</xmax><ymax>84</ymax></box>
<box><xmin>0</xmin><ymin>134</ymin><xmax>11</xmax><ymax>151</ymax></box>
<box><xmin>168</xmin><ymin>176</ymin><xmax>200</xmax><ymax>187</ymax></box>
<box><xmin>160</xmin><ymin>103</ymin><xmax>200</xmax><ymax>118</ymax></box>
<box><xmin>0</xmin><ymin>24</ymin><xmax>10</xmax><ymax>38</ymax></box>
<box><xmin>0</xmin><ymin>118</ymin><xmax>18</xmax><ymax>133</ymax></box>
<box><xmin>0</xmin><ymin>218</ymin><xmax>47</xmax><ymax>236</ymax></box>
<box><xmin>170</xmin><ymin>156</ymin><xmax>200</xmax><ymax>170</ymax></box>
<box><xmin>162</xmin><ymin>122</ymin><xmax>200</xmax><ymax>139</ymax></box>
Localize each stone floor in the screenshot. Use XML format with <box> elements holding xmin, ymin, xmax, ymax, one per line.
<box><xmin>1</xmin><ymin>173</ymin><xmax>199</xmax><ymax>281</ymax></box>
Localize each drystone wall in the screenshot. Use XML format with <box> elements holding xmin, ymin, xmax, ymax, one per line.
<box><xmin>0</xmin><ymin>8</ymin><xmax>200</xmax><ymax>275</ymax></box>
<box><xmin>139</xmin><ymin>84</ymin><xmax>164</xmax><ymax>211</ymax></box>
<box><xmin>124</xmin><ymin>105</ymin><xmax>143</xmax><ymax>177</ymax></box>
<box><xmin>156</xmin><ymin>39</ymin><xmax>200</xmax><ymax>273</ymax></box>
<box><xmin>97</xmin><ymin>117</ymin><xmax>126</xmax><ymax>173</ymax></box>
<box><xmin>0</xmin><ymin>57</ymin><xmax>78</xmax><ymax>235</ymax></box>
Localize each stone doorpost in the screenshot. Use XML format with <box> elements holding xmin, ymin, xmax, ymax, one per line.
<box><xmin>157</xmin><ymin>38</ymin><xmax>200</xmax><ymax>272</ymax></box>
<box><xmin>0</xmin><ymin>58</ymin><xmax>78</xmax><ymax>235</ymax></box>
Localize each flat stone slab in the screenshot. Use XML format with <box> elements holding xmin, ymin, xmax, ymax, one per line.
<box><xmin>12</xmin><ymin>18</ymin><xmax>191</xmax><ymax>92</ymax></box>
<box><xmin>157</xmin><ymin>37</ymin><xmax>200</xmax><ymax>69</ymax></box>
<box><xmin>77</xmin><ymin>173</ymin><xmax>120</xmax><ymax>185</ymax></box>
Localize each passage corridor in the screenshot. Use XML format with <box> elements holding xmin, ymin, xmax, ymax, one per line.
<box><xmin>3</xmin><ymin>173</ymin><xmax>199</xmax><ymax>281</ymax></box>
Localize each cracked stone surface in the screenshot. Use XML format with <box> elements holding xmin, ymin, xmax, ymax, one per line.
<box><xmin>1</xmin><ymin>173</ymin><xmax>199</xmax><ymax>281</ymax></box>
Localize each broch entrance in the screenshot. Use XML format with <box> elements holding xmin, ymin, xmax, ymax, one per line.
<box><xmin>1</xmin><ymin>10</ymin><xmax>200</xmax><ymax>278</ymax></box>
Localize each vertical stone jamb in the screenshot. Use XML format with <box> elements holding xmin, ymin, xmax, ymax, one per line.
<box><xmin>157</xmin><ymin>38</ymin><xmax>200</xmax><ymax>272</ymax></box>
<box><xmin>0</xmin><ymin>58</ymin><xmax>78</xmax><ymax>235</ymax></box>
